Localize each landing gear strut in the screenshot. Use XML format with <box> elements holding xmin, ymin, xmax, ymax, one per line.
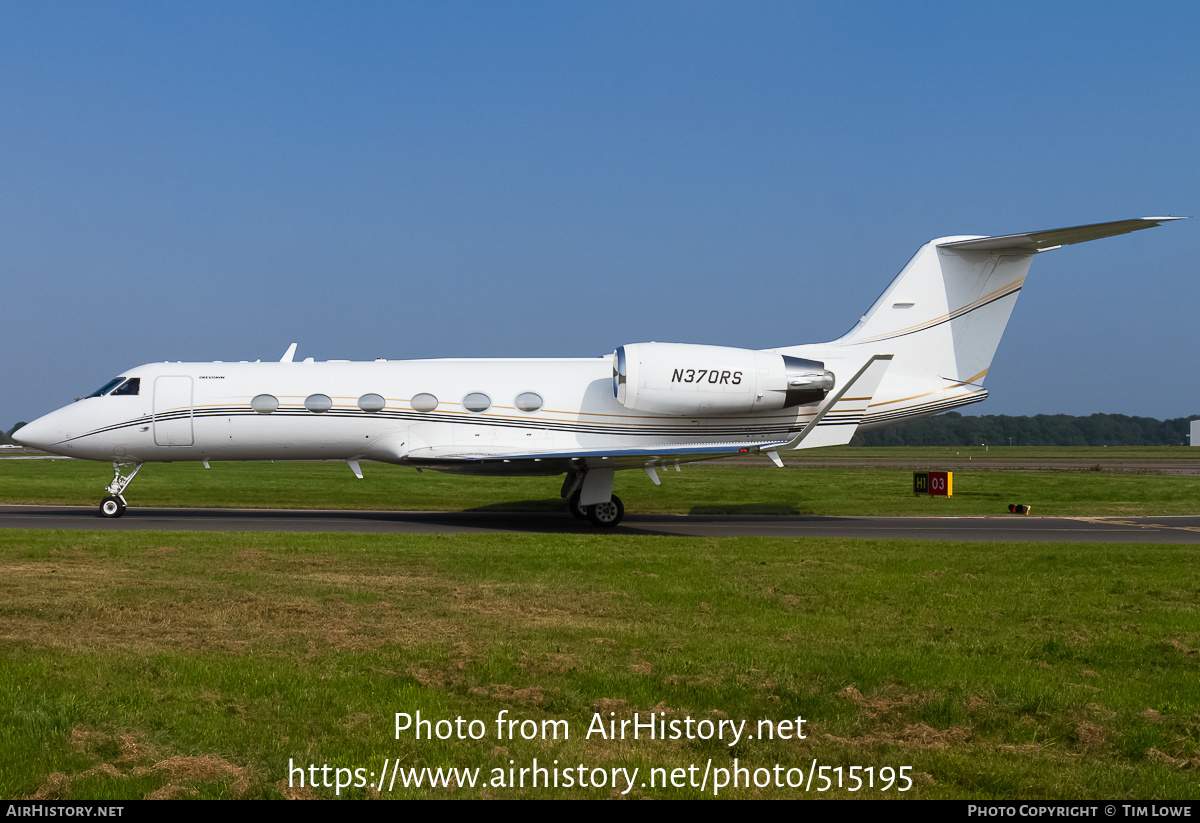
<box><xmin>99</xmin><ymin>461</ymin><xmax>143</xmax><ymax>518</ymax></box>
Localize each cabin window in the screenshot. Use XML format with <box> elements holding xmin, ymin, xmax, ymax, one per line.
<box><xmin>462</xmin><ymin>392</ymin><xmax>491</xmax><ymax>412</ymax></box>
<box><xmin>251</xmin><ymin>394</ymin><xmax>279</xmax><ymax>414</ymax></box>
<box><xmin>358</xmin><ymin>393</ymin><xmax>386</xmax><ymax>412</ymax></box>
<box><xmin>304</xmin><ymin>394</ymin><xmax>333</xmax><ymax>413</ymax></box>
<box><xmin>514</xmin><ymin>391</ymin><xmax>543</xmax><ymax>412</ymax></box>
<box><xmin>411</xmin><ymin>393</ymin><xmax>438</xmax><ymax>412</ymax></box>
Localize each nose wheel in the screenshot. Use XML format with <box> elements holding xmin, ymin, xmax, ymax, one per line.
<box><xmin>100</xmin><ymin>496</ymin><xmax>127</xmax><ymax>518</ymax></box>
<box><xmin>99</xmin><ymin>461</ymin><xmax>143</xmax><ymax>518</ymax></box>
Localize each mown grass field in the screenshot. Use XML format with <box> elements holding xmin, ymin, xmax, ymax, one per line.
<box><xmin>1</xmin><ymin>529</ymin><xmax>1197</xmax><ymax>800</ymax></box>
<box><xmin>1</xmin><ymin>448</ymin><xmax>1198</xmax><ymax>800</ymax></box>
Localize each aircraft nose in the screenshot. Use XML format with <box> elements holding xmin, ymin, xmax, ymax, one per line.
<box><xmin>11</xmin><ymin>416</ymin><xmax>63</xmax><ymax>451</ymax></box>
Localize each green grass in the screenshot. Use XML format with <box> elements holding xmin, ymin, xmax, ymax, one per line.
<box><xmin>3</xmin><ymin>448</ymin><xmax>1198</xmax><ymax>799</ymax></box>
<box><xmin>3</xmin><ymin>447</ymin><xmax>1200</xmax><ymax>516</ymax></box>
<box><xmin>1</xmin><ymin>529</ymin><xmax>1198</xmax><ymax>799</ymax></box>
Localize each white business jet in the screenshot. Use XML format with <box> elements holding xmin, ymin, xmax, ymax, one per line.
<box><xmin>15</xmin><ymin>217</ymin><xmax>1182</xmax><ymax>526</ymax></box>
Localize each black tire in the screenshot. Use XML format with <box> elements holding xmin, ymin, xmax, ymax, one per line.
<box><xmin>587</xmin><ymin>495</ymin><xmax>624</xmax><ymax>527</ymax></box>
<box><xmin>568</xmin><ymin>491</ymin><xmax>588</xmax><ymax>520</ymax></box>
<box><xmin>99</xmin><ymin>496</ymin><xmax>126</xmax><ymax>518</ymax></box>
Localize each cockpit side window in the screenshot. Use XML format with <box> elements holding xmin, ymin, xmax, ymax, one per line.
<box><xmin>111</xmin><ymin>378</ymin><xmax>140</xmax><ymax>396</ymax></box>
<box><xmin>87</xmin><ymin>377</ymin><xmax>140</xmax><ymax>398</ymax></box>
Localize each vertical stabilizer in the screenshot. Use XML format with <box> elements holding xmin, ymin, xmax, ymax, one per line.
<box><xmin>835</xmin><ymin>239</ymin><xmax>1032</xmax><ymax>389</ymax></box>
<box><xmin>778</xmin><ymin>217</ymin><xmax>1183</xmax><ymax>427</ymax></box>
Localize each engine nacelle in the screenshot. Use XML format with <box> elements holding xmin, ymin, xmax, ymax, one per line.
<box><xmin>612</xmin><ymin>343</ymin><xmax>834</xmax><ymax>415</ymax></box>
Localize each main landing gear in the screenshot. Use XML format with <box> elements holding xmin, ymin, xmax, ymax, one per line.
<box><xmin>568</xmin><ymin>491</ymin><xmax>625</xmax><ymax>527</ymax></box>
<box><xmin>99</xmin><ymin>461</ymin><xmax>143</xmax><ymax>518</ymax></box>
<box><xmin>586</xmin><ymin>495</ymin><xmax>624</xmax><ymax>527</ymax></box>
<box><xmin>563</xmin><ymin>469</ymin><xmax>625</xmax><ymax>527</ymax></box>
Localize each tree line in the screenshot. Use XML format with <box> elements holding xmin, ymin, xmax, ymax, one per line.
<box><xmin>851</xmin><ymin>412</ymin><xmax>1199</xmax><ymax>447</ymax></box>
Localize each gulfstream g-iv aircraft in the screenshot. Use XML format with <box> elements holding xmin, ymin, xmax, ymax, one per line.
<box><xmin>14</xmin><ymin>217</ymin><xmax>1182</xmax><ymax>526</ymax></box>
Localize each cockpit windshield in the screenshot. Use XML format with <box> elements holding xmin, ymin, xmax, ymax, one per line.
<box><xmin>87</xmin><ymin>377</ymin><xmax>140</xmax><ymax>397</ymax></box>
<box><xmin>87</xmin><ymin>378</ymin><xmax>124</xmax><ymax>397</ymax></box>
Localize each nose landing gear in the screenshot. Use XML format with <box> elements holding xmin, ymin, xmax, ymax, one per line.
<box><xmin>99</xmin><ymin>461</ymin><xmax>143</xmax><ymax>518</ymax></box>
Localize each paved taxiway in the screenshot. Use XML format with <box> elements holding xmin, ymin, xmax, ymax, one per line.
<box><xmin>3</xmin><ymin>505</ymin><xmax>1200</xmax><ymax>542</ymax></box>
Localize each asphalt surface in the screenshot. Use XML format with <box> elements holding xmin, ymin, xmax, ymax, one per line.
<box><xmin>3</xmin><ymin>504</ymin><xmax>1200</xmax><ymax>542</ymax></box>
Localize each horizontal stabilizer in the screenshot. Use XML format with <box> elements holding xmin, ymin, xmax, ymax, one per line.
<box><xmin>939</xmin><ymin>217</ymin><xmax>1185</xmax><ymax>253</ymax></box>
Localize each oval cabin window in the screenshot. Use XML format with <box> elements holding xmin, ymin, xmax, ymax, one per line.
<box><xmin>514</xmin><ymin>392</ymin><xmax>543</xmax><ymax>412</ymax></box>
<box><xmin>462</xmin><ymin>392</ymin><xmax>491</xmax><ymax>412</ymax></box>
<box><xmin>304</xmin><ymin>394</ymin><xmax>333</xmax><ymax>413</ymax></box>
<box><xmin>410</xmin><ymin>393</ymin><xmax>438</xmax><ymax>412</ymax></box>
<box><xmin>251</xmin><ymin>394</ymin><xmax>279</xmax><ymax>414</ymax></box>
<box><xmin>358</xmin><ymin>393</ymin><xmax>386</xmax><ymax>412</ymax></box>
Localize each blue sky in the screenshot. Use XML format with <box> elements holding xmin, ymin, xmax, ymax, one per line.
<box><xmin>3</xmin><ymin>1</ymin><xmax>1196</xmax><ymax>426</ymax></box>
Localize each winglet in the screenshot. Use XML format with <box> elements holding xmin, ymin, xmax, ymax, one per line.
<box><xmin>764</xmin><ymin>354</ymin><xmax>893</xmax><ymax>453</ymax></box>
<box><xmin>280</xmin><ymin>343</ymin><xmax>298</xmax><ymax>363</ymax></box>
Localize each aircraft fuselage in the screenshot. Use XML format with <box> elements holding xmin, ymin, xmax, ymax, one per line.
<box><xmin>17</xmin><ymin>356</ymin><xmax>818</xmax><ymax>474</ymax></box>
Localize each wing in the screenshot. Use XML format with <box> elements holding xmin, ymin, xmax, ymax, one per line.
<box><xmin>400</xmin><ymin>355</ymin><xmax>893</xmax><ymax>476</ymax></box>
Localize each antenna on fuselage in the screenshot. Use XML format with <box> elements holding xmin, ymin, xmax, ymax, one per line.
<box><xmin>280</xmin><ymin>343</ymin><xmax>298</xmax><ymax>363</ymax></box>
